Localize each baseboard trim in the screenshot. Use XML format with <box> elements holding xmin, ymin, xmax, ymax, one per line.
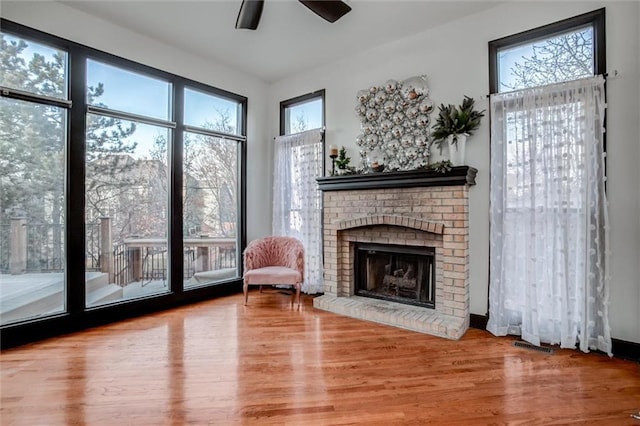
<box><xmin>468</xmin><ymin>314</ymin><xmax>639</xmax><ymax>362</ymax></box>
<box><xmin>611</xmin><ymin>338</ymin><xmax>640</xmax><ymax>362</ymax></box>
<box><xmin>469</xmin><ymin>313</ymin><xmax>488</xmax><ymax>330</ymax></box>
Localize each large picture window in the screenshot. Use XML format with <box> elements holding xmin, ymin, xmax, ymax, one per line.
<box><xmin>84</xmin><ymin>60</ymin><xmax>175</xmax><ymax>306</ymax></box>
<box><xmin>0</xmin><ymin>20</ymin><xmax>246</xmax><ymax>345</ymax></box>
<box><xmin>0</xmin><ymin>33</ymin><xmax>69</xmax><ymax>324</ymax></box>
<box><xmin>182</xmin><ymin>87</ymin><xmax>243</xmax><ymax>289</ymax></box>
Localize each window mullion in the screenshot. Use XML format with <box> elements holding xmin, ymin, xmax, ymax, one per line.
<box><xmin>68</xmin><ymin>46</ymin><xmax>88</xmax><ymax>314</ymax></box>
<box><xmin>170</xmin><ymin>82</ymin><xmax>184</xmax><ymax>293</ymax></box>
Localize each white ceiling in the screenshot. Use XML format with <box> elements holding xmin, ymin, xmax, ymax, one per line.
<box><xmin>59</xmin><ymin>0</ymin><xmax>502</xmax><ymax>83</ymax></box>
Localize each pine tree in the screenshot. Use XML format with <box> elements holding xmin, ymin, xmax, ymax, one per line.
<box><xmin>1</xmin><ymin>34</ymin><xmax>138</xmax><ymax>269</ymax></box>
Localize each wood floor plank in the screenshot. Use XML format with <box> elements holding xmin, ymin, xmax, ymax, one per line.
<box><xmin>1</xmin><ymin>290</ymin><xmax>639</xmax><ymax>425</ymax></box>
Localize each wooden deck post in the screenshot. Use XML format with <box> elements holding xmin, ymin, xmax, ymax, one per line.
<box><xmin>196</xmin><ymin>246</ymin><xmax>209</xmax><ymax>273</ymax></box>
<box><xmin>10</xmin><ymin>217</ymin><xmax>27</xmax><ymax>275</ymax></box>
<box><xmin>100</xmin><ymin>217</ymin><xmax>114</xmax><ymax>283</ymax></box>
<box><xmin>129</xmin><ymin>247</ymin><xmax>141</xmax><ymax>282</ymax></box>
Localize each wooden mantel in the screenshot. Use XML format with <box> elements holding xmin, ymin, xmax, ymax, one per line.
<box><xmin>316</xmin><ymin>166</ymin><xmax>477</xmax><ymax>192</ymax></box>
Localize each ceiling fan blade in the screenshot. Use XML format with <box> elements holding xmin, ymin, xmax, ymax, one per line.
<box><xmin>235</xmin><ymin>0</ymin><xmax>264</xmax><ymax>30</ymax></box>
<box><xmin>298</xmin><ymin>1</ymin><xmax>352</xmax><ymax>23</ymax></box>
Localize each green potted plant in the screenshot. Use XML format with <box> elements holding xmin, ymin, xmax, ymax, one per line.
<box><xmin>334</xmin><ymin>146</ymin><xmax>356</xmax><ymax>175</ymax></box>
<box><xmin>431</xmin><ymin>96</ymin><xmax>485</xmax><ymax>166</ymax></box>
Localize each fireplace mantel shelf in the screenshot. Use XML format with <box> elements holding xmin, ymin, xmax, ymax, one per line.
<box><xmin>317</xmin><ymin>166</ymin><xmax>477</xmax><ymax>192</ymax></box>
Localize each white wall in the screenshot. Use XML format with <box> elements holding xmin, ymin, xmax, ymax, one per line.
<box><xmin>1</xmin><ymin>1</ymin><xmax>272</xmax><ymax>243</ymax></box>
<box><xmin>269</xmin><ymin>1</ymin><xmax>640</xmax><ymax>343</ymax></box>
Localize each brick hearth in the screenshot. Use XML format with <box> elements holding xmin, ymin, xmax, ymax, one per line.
<box><xmin>314</xmin><ymin>168</ymin><xmax>476</xmax><ymax>339</ymax></box>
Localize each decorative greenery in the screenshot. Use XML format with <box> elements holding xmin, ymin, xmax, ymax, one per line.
<box><xmin>426</xmin><ymin>160</ymin><xmax>453</xmax><ymax>174</ymax></box>
<box><xmin>335</xmin><ymin>146</ymin><xmax>355</xmax><ymax>174</ymax></box>
<box><xmin>431</xmin><ymin>96</ymin><xmax>485</xmax><ymax>151</ymax></box>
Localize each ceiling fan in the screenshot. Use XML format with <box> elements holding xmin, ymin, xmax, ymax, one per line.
<box><xmin>235</xmin><ymin>0</ymin><xmax>352</xmax><ymax>30</ymax></box>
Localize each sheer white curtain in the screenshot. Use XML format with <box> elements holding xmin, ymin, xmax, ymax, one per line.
<box><xmin>488</xmin><ymin>76</ymin><xmax>611</xmax><ymax>355</ymax></box>
<box><xmin>273</xmin><ymin>129</ymin><xmax>324</xmax><ymax>294</ymax></box>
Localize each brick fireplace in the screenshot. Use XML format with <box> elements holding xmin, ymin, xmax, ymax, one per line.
<box><xmin>314</xmin><ymin>167</ymin><xmax>476</xmax><ymax>339</ymax></box>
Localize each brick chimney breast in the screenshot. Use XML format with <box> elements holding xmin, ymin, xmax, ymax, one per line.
<box><xmin>314</xmin><ymin>168</ymin><xmax>475</xmax><ymax>339</ymax></box>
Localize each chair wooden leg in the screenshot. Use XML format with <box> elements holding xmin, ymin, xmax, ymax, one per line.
<box><xmin>243</xmin><ymin>282</ymin><xmax>248</xmax><ymax>305</ymax></box>
<box><xmin>295</xmin><ymin>284</ymin><xmax>301</xmax><ymax>310</ymax></box>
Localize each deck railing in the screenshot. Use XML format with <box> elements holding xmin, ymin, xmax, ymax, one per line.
<box><xmin>1</xmin><ymin>217</ymin><xmax>237</xmax><ymax>286</ymax></box>
<box><xmin>26</xmin><ymin>223</ymin><xmax>65</xmax><ymax>272</ymax></box>
<box><xmin>1</xmin><ymin>219</ymin><xmax>66</xmax><ymax>273</ymax></box>
<box><xmin>86</xmin><ymin>222</ymin><xmax>101</xmax><ymax>272</ymax></box>
<box><xmin>114</xmin><ymin>237</ymin><xmax>237</xmax><ymax>286</ymax></box>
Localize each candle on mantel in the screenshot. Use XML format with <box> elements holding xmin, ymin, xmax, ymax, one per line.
<box><xmin>329</xmin><ymin>144</ymin><xmax>339</xmax><ymax>157</ymax></box>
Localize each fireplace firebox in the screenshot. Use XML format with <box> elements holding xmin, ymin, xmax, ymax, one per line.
<box><xmin>355</xmin><ymin>243</ymin><xmax>435</xmax><ymax>309</ymax></box>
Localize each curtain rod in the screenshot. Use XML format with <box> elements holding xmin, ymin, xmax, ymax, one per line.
<box><xmin>479</xmin><ymin>70</ymin><xmax>619</xmax><ymax>100</ymax></box>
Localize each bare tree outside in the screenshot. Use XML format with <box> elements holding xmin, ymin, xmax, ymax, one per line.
<box><xmin>498</xmin><ymin>26</ymin><xmax>595</xmax><ymax>208</ymax></box>
<box><xmin>291</xmin><ymin>112</ymin><xmax>308</xmax><ymax>133</ymax></box>
<box><xmin>151</xmin><ymin>107</ymin><xmax>238</xmax><ymax>239</ymax></box>
<box><xmin>501</xmin><ymin>27</ymin><xmax>593</xmax><ymax>91</ymax></box>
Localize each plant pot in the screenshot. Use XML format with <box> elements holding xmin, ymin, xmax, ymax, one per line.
<box><xmin>447</xmin><ymin>133</ymin><xmax>467</xmax><ymax>166</ymax></box>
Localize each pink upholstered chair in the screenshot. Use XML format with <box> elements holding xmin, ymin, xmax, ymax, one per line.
<box><xmin>243</xmin><ymin>236</ymin><xmax>305</xmax><ymax>308</ymax></box>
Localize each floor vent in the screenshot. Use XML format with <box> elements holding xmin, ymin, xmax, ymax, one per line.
<box><xmin>513</xmin><ymin>341</ymin><xmax>554</xmax><ymax>354</ymax></box>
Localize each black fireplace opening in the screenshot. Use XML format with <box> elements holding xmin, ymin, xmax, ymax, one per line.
<box><xmin>355</xmin><ymin>243</ymin><xmax>435</xmax><ymax>309</ymax></box>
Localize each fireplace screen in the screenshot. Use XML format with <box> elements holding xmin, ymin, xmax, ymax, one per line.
<box><xmin>355</xmin><ymin>243</ymin><xmax>435</xmax><ymax>308</ymax></box>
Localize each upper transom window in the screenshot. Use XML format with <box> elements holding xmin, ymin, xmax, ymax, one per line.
<box><xmin>489</xmin><ymin>8</ymin><xmax>605</xmax><ymax>94</ymax></box>
<box><xmin>280</xmin><ymin>91</ymin><xmax>324</xmax><ymax>135</ymax></box>
<box><xmin>1</xmin><ymin>32</ymin><xmax>68</xmax><ymax>100</ymax></box>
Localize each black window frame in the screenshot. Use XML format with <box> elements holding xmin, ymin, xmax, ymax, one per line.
<box><xmin>279</xmin><ymin>89</ymin><xmax>326</xmax><ymax>176</ymax></box>
<box><xmin>279</xmin><ymin>89</ymin><xmax>325</xmax><ymax>136</ymax></box>
<box><xmin>277</xmin><ymin>89</ymin><xmax>326</xmax><ymax>273</ymax></box>
<box><xmin>0</xmin><ymin>19</ymin><xmax>247</xmax><ymax>348</ymax></box>
<box><xmin>488</xmin><ymin>8</ymin><xmax>606</xmax><ymax>94</ymax></box>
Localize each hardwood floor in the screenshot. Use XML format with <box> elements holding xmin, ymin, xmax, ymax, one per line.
<box><xmin>1</xmin><ymin>290</ymin><xmax>639</xmax><ymax>425</ymax></box>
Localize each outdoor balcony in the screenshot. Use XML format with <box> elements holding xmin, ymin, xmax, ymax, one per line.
<box><xmin>0</xmin><ymin>217</ymin><xmax>238</xmax><ymax>326</ymax></box>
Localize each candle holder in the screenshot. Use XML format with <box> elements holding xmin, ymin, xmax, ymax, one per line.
<box><xmin>330</xmin><ymin>153</ymin><xmax>338</xmax><ymax>176</ymax></box>
<box><xmin>329</xmin><ymin>145</ymin><xmax>339</xmax><ymax>176</ymax></box>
